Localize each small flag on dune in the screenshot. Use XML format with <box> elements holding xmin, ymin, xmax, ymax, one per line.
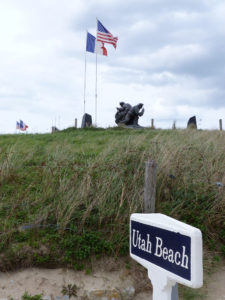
<box><xmin>20</xmin><ymin>120</ymin><xmax>28</xmax><ymax>131</ymax></box>
<box><xmin>86</xmin><ymin>32</ymin><xmax>107</xmax><ymax>56</ymax></box>
<box><xmin>16</xmin><ymin>120</ymin><xmax>28</xmax><ymax>131</ymax></box>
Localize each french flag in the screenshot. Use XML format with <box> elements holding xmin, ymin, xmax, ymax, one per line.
<box><xmin>86</xmin><ymin>32</ymin><xmax>107</xmax><ymax>56</ymax></box>
<box><xmin>19</xmin><ymin>120</ymin><xmax>28</xmax><ymax>131</ymax></box>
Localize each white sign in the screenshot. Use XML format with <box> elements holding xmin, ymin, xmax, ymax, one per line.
<box><xmin>130</xmin><ymin>213</ymin><xmax>203</xmax><ymax>300</ymax></box>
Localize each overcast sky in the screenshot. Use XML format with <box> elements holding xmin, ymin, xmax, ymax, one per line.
<box><xmin>0</xmin><ymin>0</ymin><xmax>224</xmax><ymax>133</ymax></box>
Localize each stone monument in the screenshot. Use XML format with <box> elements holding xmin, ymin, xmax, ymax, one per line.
<box><xmin>115</xmin><ymin>102</ymin><xmax>145</xmax><ymax>128</ymax></box>
<box><xmin>51</xmin><ymin>126</ymin><xmax>59</xmax><ymax>133</ymax></box>
<box><xmin>187</xmin><ymin>116</ymin><xmax>197</xmax><ymax>129</ymax></box>
<box><xmin>81</xmin><ymin>113</ymin><xmax>92</xmax><ymax>128</ymax></box>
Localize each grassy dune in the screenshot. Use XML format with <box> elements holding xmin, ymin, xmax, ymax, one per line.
<box><xmin>0</xmin><ymin>128</ymin><xmax>224</xmax><ymax>272</ymax></box>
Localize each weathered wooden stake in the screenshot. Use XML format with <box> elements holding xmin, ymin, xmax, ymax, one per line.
<box><xmin>75</xmin><ymin>118</ymin><xmax>77</xmax><ymax>128</ymax></box>
<box><xmin>172</xmin><ymin>121</ymin><xmax>176</xmax><ymax>130</ymax></box>
<box><xmin>151</xmin><ymin>119</ymin><xmax>154</xmax><ymax>129</ymax></box>
<box><xmin>144</xmin><ymin>160</ymin><xmax>157</xmax><ymax>213</ymax></box>
<box><xmin>219</xmin><ymin>119</ymin><xmax>223</xmax><ymax>131</ymax></box>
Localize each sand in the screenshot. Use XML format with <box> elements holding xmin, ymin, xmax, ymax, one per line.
<box><xmin>0</xmin><ymin>267</ymin><xmax>152</xmax><ymax>299</ymax></box>
<box><xmin>0</xmin><ymin>263</ymin><xmax>224</xmax><ymax>299</ymax></box>
<box><xmin>206</xmin><ymin>265</ymin><xmax>225</xmax><ymax>300</ymax></box>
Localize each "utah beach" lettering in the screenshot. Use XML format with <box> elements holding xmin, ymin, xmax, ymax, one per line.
<box><xmin>132</xmin><ymin>229</ymin><xmax>189</xmax><ymax>269</ymax></box>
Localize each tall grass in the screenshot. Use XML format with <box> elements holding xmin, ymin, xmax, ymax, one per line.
<box><xmin>0</xmin><ymin>128</ymin><xmax>224</xmax><ymax>270</ymax></box>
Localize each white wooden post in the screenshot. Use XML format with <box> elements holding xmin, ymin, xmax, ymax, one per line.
<box><xmin>144</xmin><ymin>161</ymin><xmax>178</xmax><ymax>299</ymax></box>
<box><xmin>171</xmin><ymin>283</ymin><xmax>178</xmax><ymax>300</ymax></box>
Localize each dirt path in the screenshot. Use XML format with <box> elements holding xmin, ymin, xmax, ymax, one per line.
<box><xmin>0</xmin><ymin>267</ymin><xmax>152</xmax><ymax>300</ymax></box>
<box><xmin>0</xmin><ymin>263</ymin><xmax>224</xmax><ymax>299</ymax></box>
<box><xmin>206</xmin><ymin>265</ymin><xmax>225</xmax><ymax>300</ymax></box>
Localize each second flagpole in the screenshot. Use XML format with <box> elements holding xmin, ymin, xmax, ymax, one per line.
<box><xmin>83</xmin><ymin>30</ymin><xmax>88</xmax><ymax>115</ymax></box>
<box><xmin>95</xmin><ymin>52</ymin><xmax>98</xmax><ymax>126</ymax></box>
<box><xmin>95</xmin><ymin>18</ymin><xmax>98</xmax><ymax>127</ymax></box>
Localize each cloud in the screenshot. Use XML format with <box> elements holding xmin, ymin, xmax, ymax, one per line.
<box><xmin>0</xmin><ymin>0</ymin><xmax>224</xmax><ymax>133</ymax></box>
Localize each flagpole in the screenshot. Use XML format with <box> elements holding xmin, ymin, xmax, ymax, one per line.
<box><xmin>84</xmin><ymin>31</ymin><xmax>87</xmax><ymax>115</ymax></box>
<box><xmin>95</xmin><ymin>52</ymin><xmax>98</xmax><ymax>126</ymax></box>
<box><xmin>95</xmin><ymin>18</ymin><xmax>98</xmax><ymax>127</ymax></box>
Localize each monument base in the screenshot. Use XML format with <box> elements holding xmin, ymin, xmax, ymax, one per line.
<box><xmin>118</xmin><ymin>123</ymin><xmax>144</xmax><ymax>129</ymax></box>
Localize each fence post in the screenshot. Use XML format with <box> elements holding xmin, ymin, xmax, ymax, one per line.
<box><xmin>144</xmin><ymin>160</ymin><xmax>157</xmax><ymax>213</ymax></box>
<box><xmin>151</xmin><ymin>119</ymin><xmax>154</xmax><ymax>129</ymax></box>
<box><xmin>172</xmin><ymin>121</ymin><xmax>176</xmax><ymax>130</ymax></box>
<box><xmin>219</xmin><ymin>119</ymin><xmax>223</xmax><ymax>131</ymax></box>
<box><xmin>75</xmin><ymin>118</ymin><xmax>77</xmax><ymax>128</ymax></box>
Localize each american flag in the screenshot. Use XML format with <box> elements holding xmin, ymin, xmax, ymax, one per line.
<box><xmin>97</xmin><ymin>20</ymin><xmax>118</xmax><ymax>49</ymax></box>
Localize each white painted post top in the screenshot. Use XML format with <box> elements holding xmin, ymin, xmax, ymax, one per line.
<box><xmin>130</xmin><ymin>213</ymin><xmax>203</xmax><ymax>300</ymax></box>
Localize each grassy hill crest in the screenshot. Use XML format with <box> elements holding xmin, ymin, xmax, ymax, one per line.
<box><xmin>0</xmin><ymin>128</ymin><xmax>224</xmax><ymax>272</ymax></box>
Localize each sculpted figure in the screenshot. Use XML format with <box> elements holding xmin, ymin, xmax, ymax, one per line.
<box><xmin>115</xmin><ymin>102</ymin><xmax>144</xmax><ymax>127</ymax></box>
<box><xmin>115</xmin><ymin>102</ymin><xmax>132</xmax><ymax>124</ymax></box>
